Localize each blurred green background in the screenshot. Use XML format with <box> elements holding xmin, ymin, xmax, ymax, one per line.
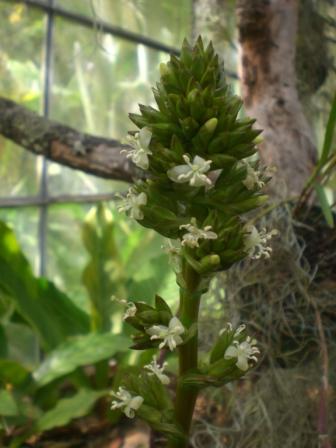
<box><xmin>0</xmin><ymin>0</ymin><xmax>192</xmax><ymax>311</ymax></box>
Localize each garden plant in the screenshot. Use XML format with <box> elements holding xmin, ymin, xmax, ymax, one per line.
<box><xmin>113</xmin><ymin>37</ymin><xmax>277</xmax><ymax>447</ymax></box>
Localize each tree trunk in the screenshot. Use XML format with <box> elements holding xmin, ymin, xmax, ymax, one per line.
<box><xmin>236</xmin><ymin>0</ymin><xmax>317</xmax><ymax>197</ymax></box>
<box><xmin>192</xmin><ymin>0</ymin><xmax>223</xmax><ymax>42</ymax></box>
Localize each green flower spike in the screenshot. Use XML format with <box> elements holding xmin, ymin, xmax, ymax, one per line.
<box><xmin>115</xmin><ymin>37</ymin><xmax>276</xmax><ymax>448</ymax></box>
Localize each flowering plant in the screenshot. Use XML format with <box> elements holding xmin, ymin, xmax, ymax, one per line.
<box><xmin>112</xmin><ymin>37</ymin><xmax>276</xmax><ymax>447</ymax></box>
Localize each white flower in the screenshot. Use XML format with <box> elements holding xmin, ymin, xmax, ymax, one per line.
<box><xmin>144</xmin><ymin>357</ymin><xmax>170</xmax><ymax>385</ymax></box>
<box><xmin>219</xmin><ymin>323</ymin><xmax>246</xmax><ymax>337</ymax></box>
<box><xmin>179</xmin><ymin>218</ymin><xmax>217</xmax><ymax>248</ymax></box>
<box><xmin>162</xmin><ymin>240</ymin><xmax>182</xmax><ymax>273</ymax></box>
<box><xmin>123</xmin><ymin>302</ymin><xmax>137</xmax><ymax>320</ymax></box>
<box><xmin>123</xmin><ymin>127</ymin><xmax>152</xmax><ymax>169</ymax></box>
<box><xmin>117</xmin><ymin>189</ymin><xmax>147</xmax><ymax>220</ymax></box>
<box><xmin>110</xmin><ymin>387</ymin><xmax>144</xmax><ymax>418</ymax></box>
<box><xmin>224</xmin><ymin>336</ymin><xmax>260</xmax><ymax>371</ymax></box>
<box><xmin>244</xmin><ymin>224</ymin><xmax>278</xmax><ymax>259</ymax></box>
<box><xmin>239</xmin><ymin>160</ymin><xmax>275</xmax><ymax>190</ymax></box>
<box><xmin>167</xmin><ymin>155</ymin><xmax>213</xmax><ymax>187</ymax></box>
<box><xmin>146</xmin><ymin>316</ymin><xmax>185</xmax><ymax>351</ymax></box>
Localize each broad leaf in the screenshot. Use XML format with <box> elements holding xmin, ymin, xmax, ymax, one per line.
<box><xmin>2</xmin><ymin>322</ymin><xmax>39</xmax><ymax>368</ymax></box>
<box><xmin>0</xmin><ymin>222</ymin><xmax>90</xmax><ymax>350</ymax></box>
<box><xmin>82</xmin><ymin>204</ymin><xmax>122</xmax><ymax>332</ymax></box>
<box><xmin>126</xmin><ymin>254</ymin><xmax>172</xmax><ymax>300</ymax></box>
<box><xmin>0</xmin><ymin>360</ymin><xmax>30</xmax><ymax>387</ymax></box>
<box><xmin>0</xmin><ymin>390</ymin><xmax>19</xmax><ymax>417</ymax></box>
<box><xmin>34</xmin><ymin>332</ymin><xmax>129</xmax><ymax>386</ymax></box>
<box><xmin>36</xmin><ymin>389</ymin><xmax>107</xmax><ymax>432</ymax></box>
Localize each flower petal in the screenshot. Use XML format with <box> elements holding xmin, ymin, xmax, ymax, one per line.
<box><xmin>236</xmin><ymin>356</ymin><xmax>249</xmax><ymax>371</ymax></box>
<box><xmin>224</xmin><ymin>345</ymin><xmax>238</xmax><ymax>359</ymax></box>
<box><xmin>139</xmin><ymin>127</ymin><xmax>152</xmax><ymax>148</ymax></box>
<box><xmin>169</xmin><ymin>317</ymin><xmax>185</xmax><ymax>335</ymax></box>
<box><xmin>167</xmin><ymin>165</ymin><xmax>192</xmax><ymax>183</ymax></box>
<box><xmin>129</xmin><ymin>396</ymin><xmax>144</xmax><ymax>410</ymax></box>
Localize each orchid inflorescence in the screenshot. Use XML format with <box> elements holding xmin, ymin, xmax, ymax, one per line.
<box><xmin>111</xmin><ymin>37</ymin><xmax>276</xmax><ymax>446</ymax></box>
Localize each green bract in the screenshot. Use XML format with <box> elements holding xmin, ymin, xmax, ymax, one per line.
<box><xmin>123</xmin><ymin>37</ymin><xmax>269</xmax><ymax>273</ymax></box>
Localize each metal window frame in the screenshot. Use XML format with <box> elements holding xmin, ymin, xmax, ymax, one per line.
<box><xmin>0</xmin><ymin>0</ymin><xmax>184</xmax><ymax>276</ymax></box>
<box><xmin>0</xmin><ymin>0</ymin><xmax>237</xmax><ymax>275</ymax></box>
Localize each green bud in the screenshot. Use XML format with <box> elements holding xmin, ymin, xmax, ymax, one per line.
<box><xmin>204</xmin><ymin>117</ymin><xmax>218</xmax><ymax>134</ymax></box>
<box><xmin>155</xmin><ymin>295</ymin><xmax>173</xmax><ymax>316</ymax></box>
<box><xmin>192</xmin><ymin>117</ymin><xmax>218</xmax><ymax>149</ymax></box>
<box><xmin>159</xmin><ymin>62</ymin><xmax>169</xmax><ymax>77</ymax></box>
<box><xmin>187</xmin><ymin>88</ymin><xmax>198</xmax><ymax>103</ymax></box>
<box><xmin>207</xmin><ymin>357</ymin><xmax>238</xmax><ymax>378</ymax></box>
<box><xmin>137</xmin><ymin>310</ymin><xmax>159</xmax><ymax>324</ymax></box>
<box><xmin>199</xmin><ymin>254</ymin><xmax>220</xmax><ymax>273</ymax></box>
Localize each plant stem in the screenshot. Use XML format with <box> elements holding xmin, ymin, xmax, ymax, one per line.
<box><xmin>167</xmin><ymin>263</ymin><xmax>202</xmax><ymax>448</ymax></box>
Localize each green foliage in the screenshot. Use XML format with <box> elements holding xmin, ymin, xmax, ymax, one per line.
<box><xmin>0</xmin><ymin>390</ymin><xmax>19</xmax><ymax>417</ymax></box>
<box><xmin>0</xmin><ymin>204</ymin><xmax>175</xmax><ymax>443</ymax></box>
<box><xmin>0</xmin><ymin>221</ymin><xmax>90</xmax><ymax>350</ymax></box>
<box><xmin>298</xmin><ymin>92</ymin><xmax>336</xmax><ymax>226</ymax></box>
<box><xmin>82</xmin><ymin>204</ymin><xmax>121</xmax><ymax>331</ymax></box>
<box><xmin>36</xmin><ymin>389</ymin><xmax>107</xmax><ymax>432</ymax></box>
<box><xmin>34</xmin><ymin>333</ymin><xmax>129</xmax><ymax>387</ymax></box>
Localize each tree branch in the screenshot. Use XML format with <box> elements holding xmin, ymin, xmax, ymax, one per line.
<box><xmin>0</xmin><ymin>96</ymin><xmax>141</xmax><ymax>183</ymax></box>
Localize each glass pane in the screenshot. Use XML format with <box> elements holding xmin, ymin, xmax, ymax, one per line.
<box><xmin>0</xmin><ymin>139</ymin><xmax>41</xmax><ymax>197</ymax></box>
<box><xmin>47</xmin><ymin>203</ymin><xmax>90</xmax><ymax>311</ymax></box>
<box><xmin>0</xmin><ymin>2</ymin><xmax>44</xmax><ymax>197</ymax></box>
<box><xmin>49</xmin><ymin>18</ymin><xmax>167</xmax><ymax>194</ymax></box>
<box><xmin>47</xmin><ymin>202</ymin><xmax>179</xmax><ymax>313</ymax></box>
<box><xmin>0</xmin><ymin>2</ymin><xmax>44</xmax><ymax>108</ymax></box>
<box><xmin>0</xmin><ymin>207</ymin><xmax>39</xmax><ymax>273</ymax></box>
<box><xmin>56</xmin><ymin>0</ymin><xmax>192</xmax><ymax>48</ymax></box>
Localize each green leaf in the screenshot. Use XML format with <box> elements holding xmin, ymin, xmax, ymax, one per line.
<box><xmin>126</xmin><ymin>254</ymin><xmax>171</xmax><ymax>301</ymax></box>
<box><xmin>34</xmin><ymin>333</ymin><xmax>129</xmax><ymax>387</ymax></box>
<box><xmin>315</xmin><ymin>185</ymin><xmax>334</xmax><ymax>228</ymax></box>
<box><xmin>0</xmin><ymin>221</ymin><xmax>90</xmax><ymax>350</ymax></box>
<box><xmin>2</xmin><ymin>322</ymin><xmax>39</xmax><ymax>369</ymax></box>
<box><xmin>0</xmin><ymin>360</ymin><xmax>30</xmax><ymax>387</ymax></box>
<box><xmin>0</xmin><ymin>324</ymin><xmax>7</xmax><ymax>357</ymax></box>
<box><xmin>0</xmin><ymin>390</ymin><xmax>19</xmax><ymax>417</ymax></box>
<box><xmin>320</xmin><ymin>92</ymin><xmax>336</xmax><ymax>166</ymax></box>
<box><xmin>82</xmin><ymin>204</ymin><xmax>120</xmax><ymax>332</ymax></box>
<box><xmin>36</xmin><ymin>389</ymin><xmax>107</xmax><ymax>432</ymax></box>
<box><xmin>155</xmin><ymin>295</ymin><xmax>172</xmax><ymax>315</ymax></box>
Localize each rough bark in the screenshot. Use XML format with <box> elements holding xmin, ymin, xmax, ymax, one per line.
<box><xmin>192</xmin><ymin>0</ymin><xmax>232</xmax><ymax>53</ymax></box>
<box><xmin>236</xmin><ymin>0</ymin><xmax>317</xmax><ymax>197</ymax></box>
<box><xmin>0</xmin><ymin>96</ymin><xmax>140</xmax><ymax>183</ymax></box>
<box><xmin>192</xmin><ymin>0</ymin><xmax>223</xmax><ymax>42</ymax></box>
